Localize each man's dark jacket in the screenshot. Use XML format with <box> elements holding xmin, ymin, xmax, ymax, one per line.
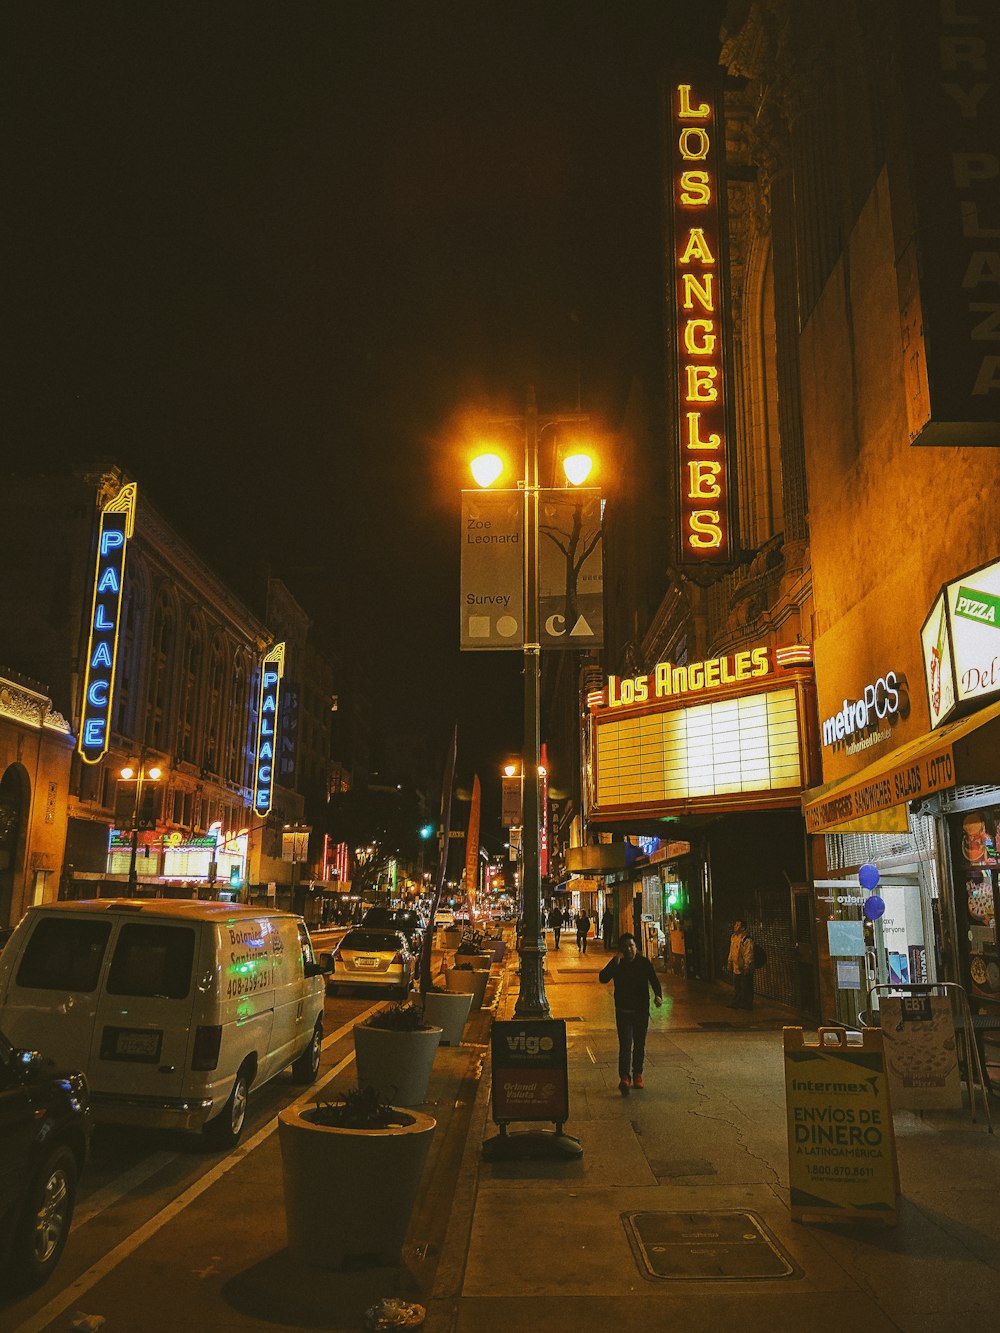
<box><xmin>598</xmin><ymin>953</ymin><xmax>663</xmax><ymax>1011</ymax></box>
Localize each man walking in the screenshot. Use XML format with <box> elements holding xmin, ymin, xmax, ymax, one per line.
<box><xmin>576</xmin><ymin>910</ymin><xmax>591</xmax><ymax>954</ymax></box>
<box><xmin>601</xmin><ymin>904</ymin><xmax>615</xmax><ymax>951</ymax></box>
<box><xmin>599</xmin><ymin>932</ymin><xmax>663</xmax><ymax>1094</ymax></box>
<box><xmin>727</xmin><ymin>919</ymin><xmax>755</xmax><ymax>1010</ymax></box>
<box><xmin>547</xmin><ymin>903</ymin><xmax>564</xmax><ymax>950</ymax></box>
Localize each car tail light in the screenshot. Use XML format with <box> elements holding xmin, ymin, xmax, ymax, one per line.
<box><xmin>191</xmin><ymin>1024</ymin><xmax>222</xmax><ymax>1071</ymax></box>
<box><xmin>333</xmin><ymin>947</ymin><xmax>344</xmax><ymax>962</ymax></box>
<box><xmin>391</xmin><ymin>952</ymin><xmax>404</xmax><ymax>965</ymax></box>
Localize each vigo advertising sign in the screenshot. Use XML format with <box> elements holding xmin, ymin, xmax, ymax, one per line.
<box><xmin>79</xmin><ymin>482</ymin><xmax>137</xmax><ymax>765</ymax></box>
<box><xmin>668</xmin><ymin>76</ymin><xmax>736</xmax><ymax>570</ymax></box>
<box><xmin>491</xmin><ymin>1019</ymin><xmax>569</xmax><ymax>1124</ymax></box>
<box><xmin>254</xmin><ymin>642</ymin><xmax>285</xmax><ymax>817</ymax></box>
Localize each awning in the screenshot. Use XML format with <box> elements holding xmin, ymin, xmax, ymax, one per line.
<box><xmin>802</xmin><ymin>696</ymin><xmax>1000</xmax><ymax>834</ymax></box>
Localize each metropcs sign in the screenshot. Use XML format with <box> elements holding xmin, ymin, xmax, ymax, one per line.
<box><xmin>821</xmin><ymin>672</ymin><xmax>903</xmax><ymax>750</ymax></box>
<box><xmin>668</xmin><ymin>78</ymin><xmax>734</xmax><ymax>568</ymax></box>
<box><xmin>79</xmin><ymin>483</ymin><xmax>137</xmax><ymax>765</ymax></box>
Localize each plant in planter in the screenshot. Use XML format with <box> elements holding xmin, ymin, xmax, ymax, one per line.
<box><xmin>444</xmin><ymin>959</ymin><xmax>491</xmax><ymax>1008</ymax></box>
<box><xmin>278</xmin><ymin>1086</ymin><xmax>436</xmax><ymax>1269</ymax></box>
<box><xmin>353</xmin><ymin>1001</ymin><xmax>442</xmax><ymax>1105</ymax></box>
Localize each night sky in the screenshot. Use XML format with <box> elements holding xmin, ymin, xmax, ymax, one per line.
<box><xmin>5</xmin><ymin>1</ymin><xmax>723</xmax><ymax>823</ymax></box>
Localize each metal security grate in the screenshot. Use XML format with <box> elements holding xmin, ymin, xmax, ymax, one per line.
<box><xmin>622</xmin><ymin>1210</ymin><xmax>798</xmax><ymax>1281</ymax></box>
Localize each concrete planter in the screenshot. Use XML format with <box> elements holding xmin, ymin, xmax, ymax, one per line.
<box><xmin>353</xmin><ymin>1021</ymin><xmax>443</xmax><ymax>1106</ymax></box>
<box><xmin>422</xmin><ymin>989</ymin><xmax>473</xmax><ymax>1046</ymax></box>
<box><xmin>488</xmin><ymin>939</ymin><xmax>506</xmax><ymax>963</ymax></box>
<box><xmin>278</xmin><ymin>1104</ymin><xmax>436</xmax><ymax>1268</ymax></box>
<box><xmin>445</xmin><ymin>966</ymin><xmax>490</xmax><ymax>1009</ymax></box>
<box><xmin>455</xmin><ymin>951</ymin><xmax>493</xmax><ymax>970</ymax></box>
<box><xmin>442</xmin><ymin>927</ymin><xmax>462</xmax><ymax>947</ymax></box>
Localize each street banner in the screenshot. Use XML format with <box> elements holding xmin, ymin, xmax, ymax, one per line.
<box><xmin>491</xmin><ymin>1019</ymin><xmax>569</xmax><ymax>1124</ymax></box>
<box><xmin>784</xmin><ymin>1027</ymin><xmax>898</xmax><ymax>1226</ymax></box>
<box><xmin>464</xmin><ymin>775</ymin><xmax>481</xmax><ymax>919</ymax></box>
<box><xmin>460</xmin><ymin>490</ymin><xmax>524</xmax><ymax>649</ymax></box>
<box><xmin>538</xmin><ymin>489</ymin><xmax>603</xmax><ymax>648</ymax></box>
<box><xmin>501</xmin><ymin>776</ymin><xmax>522</xmax><ymax>828</ymax></box>
<box><xmin>879</xmin><ymin>995</ymin><xmax>962</xmax><ymax>1110</ymax></box>
<box><xmin>540</xmin><ymin>742</ymin><xmax>549</xmax><ymax>877</ymax></box>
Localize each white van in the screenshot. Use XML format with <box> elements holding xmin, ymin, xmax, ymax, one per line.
<box><xmin>0</xmin><ymin>900</ymin><xmax>330</xmax><ymax>1146</ymax></box>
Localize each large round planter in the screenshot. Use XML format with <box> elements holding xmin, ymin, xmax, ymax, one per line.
<box><xmin>456</xmin><ymin>951</ymin><xmax>493</xmax><ymax>970</ymax></box>
<box><xmin>445</xmin><ymin>966</ymin><xmax>490</xmax><ymax>1009</ymax></box>
<box><xmin>278</xmin><ymin>1105</ymin><xmax>436</xmax><ymax>1268</ymax></box>
<box><xmin>488</xmin><ymin>939</ymin><xmax>506</xmax><ymax>963</ymax></box>
<box><xmin>442</xmin><ymin>927</ymin><xmax>462</xmax><ymax>948</ymax></box>
<box><xmin>353</xmin><ymin>1022</ymin><xmax>443</xmax><ymax>1106</ymax></box>
<box><xmin>422</xmin><ymin>989</ymin><xmax>473</xmax><ymax>1046</ymax></box>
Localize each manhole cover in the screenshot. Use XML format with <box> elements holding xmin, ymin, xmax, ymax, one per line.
<box><xmin>622</xmin><ymin>1210</ymin><xmax>798</xmax><ymax>1281</ymax></box>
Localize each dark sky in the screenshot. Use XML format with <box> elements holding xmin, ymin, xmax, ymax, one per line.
<box><xmin>5</xmin><ymin>1</ymin><xmax>723</xmax><ymax>822</ymax></box>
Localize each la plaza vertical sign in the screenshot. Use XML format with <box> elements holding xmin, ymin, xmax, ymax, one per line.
<box><xmin>668</xmin><ymin>78</ymin><xmax>735</xmax><ymax>569</ymax></box>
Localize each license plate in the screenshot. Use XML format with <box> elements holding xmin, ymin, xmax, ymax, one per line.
<box><xmin>355</xmin><ymin>957</ymin><xmax>379</xmax><ymax>968</ymax></box>
<box><xmin>101</xmin><ymin>1026</ymin><xmax>163</xmax><ymax>1062</ymax></box>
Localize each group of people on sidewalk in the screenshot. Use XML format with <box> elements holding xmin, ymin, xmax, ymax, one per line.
<box><xmin>546</xmin><ymin>903</ymin><xmax>616</xmax><ymax>954</ymax></box>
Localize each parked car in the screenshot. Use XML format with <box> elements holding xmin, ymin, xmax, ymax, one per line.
<box><xmin>361</xmin><ymin>907</ymin><xmax>422</xmax><ymax>948</ymax></box>
<box><xmin>0</xmin><ymin>925</ymin><xmax>15</xmax><ymax>952</ymax></box>
<box><xmin>0</xmin><ymin>900</ymin><xmax>331</xmax><ymax>1147</ymax></box>
<box><xmin>433</xmin><ymin>909</ymin><xmax>455</xmax><ymax>930</ymax></box>
<box><xmin>0</xmin><ymin>1029</ymin><xmax>91</xmax><ymax>1292</ymax></box>
<box><xmin>329</xmin><ymin>928</ymin><xmax>413</xmax><ymax>998</ymax></box>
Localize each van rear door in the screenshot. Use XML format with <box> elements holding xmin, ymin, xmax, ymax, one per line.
<box><xmin>89</xmin><ymin>920</ymin><xmax>198</xmax><ymax>1102</ymax></box>
<box><xmin>0</xmin><ymin>912</ymin><xmax>112</xmax><ymax>1065</ymax></box>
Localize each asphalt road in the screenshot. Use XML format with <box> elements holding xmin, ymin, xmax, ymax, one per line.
<box><xmin>2</xmin><ymin>936</ymin><xmax>490</xmax><ymax>1332</ymax></box>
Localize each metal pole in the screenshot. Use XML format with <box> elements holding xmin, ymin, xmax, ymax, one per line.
<box><xmin>515</xmin><ymin>387</ymin><xmax>550</xmax><ymax>1018</ymax></box>
<box><xmin>127</xmin><ymin>766</ymin><xmax>144</xmax><ymax>898</ymax></box>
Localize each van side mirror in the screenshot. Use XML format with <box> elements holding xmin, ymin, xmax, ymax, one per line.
<box><xmin>316</xmin><ymin>952</ymin><xmax>335</xmax><ymax>974</ymax></box>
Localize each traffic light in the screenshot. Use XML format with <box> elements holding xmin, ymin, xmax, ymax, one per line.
<box><xmin>420</xmin><ymin>824</ymin><xmax>435</xmax><ymax>840</ymax></box>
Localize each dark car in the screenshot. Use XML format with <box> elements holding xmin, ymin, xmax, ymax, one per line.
<box><xmin>0</xmin><ymin>1029</ymin><xmax>91</xmax><ymax>1292</ymax></box>
<box><xmin>361</xmin><ymin>907</ymin><xmax>422</xmax><ymax>948</ymax></box>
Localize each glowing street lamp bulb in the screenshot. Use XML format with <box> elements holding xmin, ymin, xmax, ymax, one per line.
<box><xmin>147</xmin><ymin>766</ymin><xmax>162</xmax><ymax>781</ymax></box>
<box><xmin>471</xmin><ymin>453</ymin><xmax>504</xmax><ymax>488</ymax></box>
<box><xmin>120</xmin><ymin>766</ymin><xmax>135</xmax><ymax>780</ymax></box>
<box><xmin>562</xmin><ymin>452</ymin><xmax>593</xmax><ymax>486</ymax></box>
<box><xmin>503</xmin><ymin>763</ymin><xmax>518</xmax><ymax>777</ymax></box>
<box><xmin>538</xmin><ymin>765</ymin><xmax>547</xmax><ymax>777</ymax></box>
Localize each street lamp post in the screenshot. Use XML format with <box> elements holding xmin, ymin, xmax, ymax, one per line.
<box><xmin>471</xmin><ymin>390</ymin><xmax>594</xmax><ymax>1020</ymax></box>
<box><xmin>120</xmin><ymin>759</ymin><xmax>162</xmax><ymax>897</ymax></box>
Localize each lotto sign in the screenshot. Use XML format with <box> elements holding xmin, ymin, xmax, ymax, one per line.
<box><xmin>491</xmin><ymin>1019</ymin><xmax>568</xmax><ymax>1124</ymax></box>
<box><xmin>784</xmin><ymin>1027</ymin><xmax>898</xmax><ymax>1226</ymax></box>
<box><xmin>79</xmin><ymin>483</ymin><xmax>137</xmax><ymax>764</ymax></box>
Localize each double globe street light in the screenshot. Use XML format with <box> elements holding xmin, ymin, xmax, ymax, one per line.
<box><xmin>119</xmin><ymin>759</ymin><xmax>163</xmax><ymax>897</ymax></box>
<box><xmin>470</xmin><ymin>390</ymin><xmax>596</xmax><ymax>1019</ymax></box>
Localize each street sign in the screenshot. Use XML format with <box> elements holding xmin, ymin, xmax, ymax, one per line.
<box><xmin>460</xmin><ymin>490</ymin><xmax>524</xmax><ymax>649</ymax></box>
<box><xmin>538</xmin><ymin>489</ymin><xmax>604</xmax><ymax>648</ymax></box>
<box><xmin>501</xmin><ymin>776</ymin><xmax>522</xmax><ymax>828</ymax></box>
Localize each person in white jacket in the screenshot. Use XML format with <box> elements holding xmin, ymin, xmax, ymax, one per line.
<box><xmin>727</xmin><ymin>920</ymin><xmax>755</xmax><ymax>1010</ymax></box>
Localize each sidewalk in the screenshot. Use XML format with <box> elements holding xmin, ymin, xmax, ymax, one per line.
<box><xmin>425</xmin><ymin>940</ymin><xmax>1000</xmax><ymax>1333</ymax></box>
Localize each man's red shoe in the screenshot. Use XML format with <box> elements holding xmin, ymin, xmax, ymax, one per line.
<box><xmin>618</xmin><ymin>1077</ymin><xmax>631</xmax><ymax>1094</ymax></box>
<box><xmin>633</xmin><ymin>1074</ymin><xmax>645</xmax><ymax>1089</ymax></box>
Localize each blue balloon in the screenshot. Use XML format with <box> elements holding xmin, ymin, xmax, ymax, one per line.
<box><xmin>858</xmin><ymin>863</ymin><xmax>881</xmax><ymax>890</ymax></box>
<box><xmin>863</xmin><ymin>894</ymin><xmax>886</xmax><ymax>921</ymax></box>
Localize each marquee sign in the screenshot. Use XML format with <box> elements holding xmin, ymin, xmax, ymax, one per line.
<box><xmin>79</xmin><ymin>483</ymin><xmax>137</xmax><ymax>765</ymax></box>
<box><xmin>253</xmin><ymin>642</ymin><xmax>286</xmax><ymax>817</ymax></box>
<box><xmin>668</xmin><ymin>77</ymin><xmax>735</xmax><ymax>569</ymax></box>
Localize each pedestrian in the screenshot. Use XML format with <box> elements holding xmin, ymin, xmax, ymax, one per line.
<box><xmin>601</xmin><ymin>904</ymin><xmax>615</xmax><ymax>951</ymax></box>
<box><xmin>547</xmin><ymin>903</ymin><xmax>563</xmax><ymax>950</ymax></box>
<box><xmin>727</xmin><ymin>918</ymin><xmax>755</xmax><ymax>1010</ymax></box>
<box><xmin>576</xmin><ymin>910</ymin><xmax>591</xmax><ymax>954</ymax></box>
<box><xmin>599</xmin><ymin>931</ymin><xmax>663</xmax><ymax>1093</ymax></box>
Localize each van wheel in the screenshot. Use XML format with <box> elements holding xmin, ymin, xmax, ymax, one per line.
<box><xmin>204</xmin><ymin>1063</ymin><xmax>251</xmax><ymax>1148</ymax></box>
<box><xmin>291</xmin><ymin>1019</ymin><xmax>323</xmax><ymax>1084</ymax></box>
<box><xmin>11</xmin><ymin>1143</ymin><xmax>77</xmax><ymax>1291</ymax></box>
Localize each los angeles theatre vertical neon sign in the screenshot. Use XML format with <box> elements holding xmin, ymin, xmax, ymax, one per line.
<box><xmin>669</xmin><ymin>79</ymin><xmax>734</xmax><ymax>568</ymax></box>
<box><xmin>78</xmin><ymin>482</ymin><xmax>138</xmax><ymax>765</ymax></box>
<box><xmin>253</xmin><ymin>643</ymin><xmax>285</xmax><ymax>817</ymax></box>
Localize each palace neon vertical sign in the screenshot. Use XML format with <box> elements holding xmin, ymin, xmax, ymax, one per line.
<box><xmin>78</xmin><ymin>482</ymin><xmax>137</xmax><ymax>764</ymax></box>
<box><xmin>669</xmin><ymin>79</ymin><xmax>733</xmax><ymax>566</ymax></box>
<box><xmin>254</xmin><ymin>642</ymin><xmax>285</xmax><ymax>817</ymax></box>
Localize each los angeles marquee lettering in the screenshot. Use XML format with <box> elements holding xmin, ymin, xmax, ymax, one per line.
<box><xmin>607</xmin><ymin>647</ymin><xmax>770</xmax><ymax>709</ymax></box>
<box><xmin>671</xmin><ymin>80</ymin><xmax>731</xmax><ymax>563</ymax></box>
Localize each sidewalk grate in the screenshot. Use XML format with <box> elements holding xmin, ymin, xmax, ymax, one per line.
<box><xmin>622</xmin><ymin>1210</ymin><xmax>799</xmax><ymax>1282</ymax></box>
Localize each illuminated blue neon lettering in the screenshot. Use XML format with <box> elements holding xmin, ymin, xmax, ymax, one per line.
<box><xmin>258</xmin><ymin>765</ymin><xmax>271</xmax><ymax>783</ymax></box>
<box><xmin>100</xmin><ymin>528</ymin><xmax>125</xmax><ymax>556</ymax></box>
<box><xmin>94</xmin><ymin>604</ymin><xmax>114</xmax><ymax>630</ymax></box>
<box><xmin>91</xmin><ymin>641</ymin><xmax>113</xmax><ymax>668</ymax></box>
<box><xmin>256</xmin><ymin>791</ymin><xmax>270</xmax><ymax>808</ymax></box>
<box><xmin>259</xmin><ymin>740</ymin><xmax>273</xmax><ymax>759</ymax></box>
<box><xmin>97</xmin><ymin>567</ymin><xmax>120</xmax><ymax>594</ymax></box>
<box><xmin>87</xmin><ymin>680</ymin><xmax>109</xmax><ymax>707</ymax></box>
<box><xmin>260</xmin><ymin>718</ymin><xmax>274</xmax><ymax>736</ymax></box>
<box><xmin>263</xmin><ymin>670</ymin><xmax>278</xmax><ymax>688</ymax></box>
<box><xmin>262</xmin><ymin>694</ymin><xmax>277</xmax><ymax>713</ymax></box>
<box><xmin>84</xmin><ymin>719</ymin><xmax>105</xmax><ymax>747</ymax></box>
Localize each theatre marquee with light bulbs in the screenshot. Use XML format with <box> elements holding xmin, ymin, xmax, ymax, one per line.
<box><xmin>586</xmin><ymin>645</ymin><xmax>819</xmax><ymax>823</ymax></box>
